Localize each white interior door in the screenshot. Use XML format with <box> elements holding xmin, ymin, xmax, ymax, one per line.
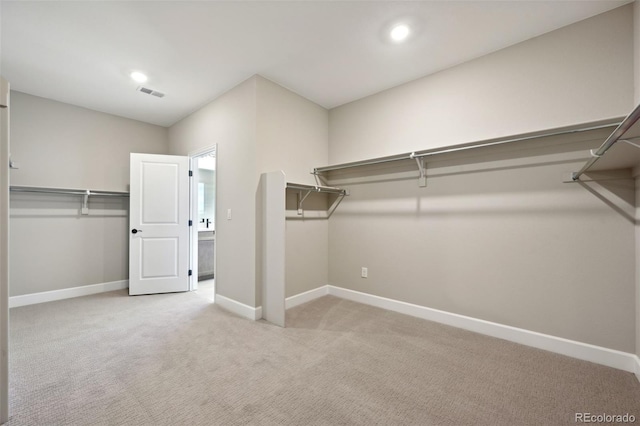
<box><xmin>129</xmin><ymin>153</ymin><xmax>190</xmax><ymax>295</ymax></box>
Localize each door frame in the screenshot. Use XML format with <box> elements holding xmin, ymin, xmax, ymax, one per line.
<box><xmin>189</xmin><ymin>145</ymin><xmax>217</xmax><ymax>296</ymax></box>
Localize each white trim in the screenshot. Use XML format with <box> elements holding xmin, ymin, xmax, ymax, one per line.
<box><xmin>634</xmin><ymin>355</ymin><xmax>640</xmax><ymax>383</ymax></box>
<box><xmin>188</xmin><ymin>144</ymin><xmax>217</xmax><ymax>158</ymax></box>
<box><xmin>215</xmin><ymin>294</ymin><xmax>262</xmax><ymax>320</ymax></box>
<box><xmin>285</xmin><ymin>286</ymin><xmax>329</xmax><ymax>309</ymax></box>
<box><xmin>9</xmin><ymin>280</ymin><xmax>128</xmax><ymax>308</ymax></box>
<box><xmin>188</xmin><ymin>145</ymin><xmax>217</xmax><ymax>295</ymax></box>
<box><xmin>327</xmin><ymin>285</ymin><xmax>638</xmax><ymax>373</ymax></box>
<box><xmin>248</xmin><ymin>286</ymin><xmax>328</xmax><ymax>321</ymax></box>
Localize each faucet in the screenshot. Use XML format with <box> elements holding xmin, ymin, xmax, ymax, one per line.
<box><xmin>199</xmin><ymin>218</ymin><xmax>212</xmax><ymax>228</ymax></box>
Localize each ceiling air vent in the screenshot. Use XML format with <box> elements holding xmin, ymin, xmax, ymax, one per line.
<box><xmin>136</xmin><ymin>86</ymin><xmax>165</xmax><ymax>98</ymax></box>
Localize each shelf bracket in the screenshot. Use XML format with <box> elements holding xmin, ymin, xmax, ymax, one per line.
<box><xmin>297</xmin><ymin>190</ymin><xmax>313</xmax><ymax>215</ymax></box>
<box><xmin>410</xmin><ymin>153</ymin><xmax>427</xmax><ymax>187</ymax></box>
<box><xmin>327</xmin><ymin>192</ymin><xmax>346</xmax><ymax>219</ymax></box>
<box><xmin>286</xmin><ymin>182</ymin><xmax>348</xmax><ymax>218</ymax></box>
<box><xmin>620</xmin><ymin>138</ymin><xmax>640</xmax><ymax>150</ymax></box>
<box><xmin>81</xmin><ymin>190</ymin><xmax>90</xmax><ymax>215</ymax></box>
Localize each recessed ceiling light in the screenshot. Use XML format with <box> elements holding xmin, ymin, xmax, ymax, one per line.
<box><xmin>130</xmin><ymin>71</ymin><xmax>148</xmax><ymax>83</ymax></box>
<box><xmin>390</xmin><ymin>24</ymin><xmax>410</xmax><ymax>42</ymax></box>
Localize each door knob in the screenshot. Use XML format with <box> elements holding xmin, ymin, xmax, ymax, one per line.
<box><xmin>131</xmin><ymin>229</ymin><xmax>142</xmax><ymax>234</ymax></box>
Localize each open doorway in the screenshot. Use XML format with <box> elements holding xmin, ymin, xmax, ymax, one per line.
<box><xmin>190</xmin><ymin>146</ymin><xmax>216</xmax><ymax>301</ymax></box>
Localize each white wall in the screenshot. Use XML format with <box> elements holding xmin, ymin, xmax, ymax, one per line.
<box><xmin>328</xmin><ymin>5</ymin><xmax>633</xmax><ymax>165</ymax></box>
<box><xmin>635</xmin><ymin>1</ymin><xmax>640</xmax><ymax>105</ymax></box>
<box><xmin>0</xmin><ymin>77</ymin><xmax>10</xmax><ymax>423</ymax></box>
<box><xmin>327</xmin><ymin>6</ymin><xmax>636</xmax><ymax>352</ymax></box>
<box><xmin>636</xmin><ymin>172</ymin><xmax>640</xmax><ymax>358</ymax></box>
<box><xmin>169</xmin><ymin>77</ymin><xmax>258</xmax><ymax>307</ymax></box>
<box><xmin>9</xmin><ymin>92</ymin><xmax>169</xmax><ymax>296</ymax></box>
<box><xmin>634</xmin><ymin>0</ymin><xmax>640</xmax><ymax>360</ymax></box>
<box><xmin>255</xmin><ymin>76</ymin><xmax>329</xmax><ymax>299</ymax></box>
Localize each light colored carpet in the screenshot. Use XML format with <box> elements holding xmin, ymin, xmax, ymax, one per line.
<box><xmin>6</xmin><ymin>290</ymin><xmax>640</xmax><ymax>425</ymax></box>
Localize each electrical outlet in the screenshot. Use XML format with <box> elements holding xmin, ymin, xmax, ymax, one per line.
<box><xmin>361</xmin><ymin>267</ymin><xmax>368</xmax><ymax>278</ymax></box>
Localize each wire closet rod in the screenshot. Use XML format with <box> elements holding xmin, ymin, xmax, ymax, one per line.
<box><xmin>286</xmin><ymin>182</ymin><xmax>347</xmax><ymax>196</ymax></box>
<box><xmin>10</xmin><ymin>185</ymin><xmax>129</xmax><ymax>197</ymax></box>
<box><xmin>313</xmin><ymin>121</ymin><xmax>622</xmax><ymax>174</ymax></box>
<box><xmin>572</xmin><ymin>102</ymin><xmax>640</xmax><ymax>181</ymax></box>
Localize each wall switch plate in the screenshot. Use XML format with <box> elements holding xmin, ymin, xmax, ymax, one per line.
<box><xmin>227</xmin><ymin>209</ymin><xmax>232</xmax><ymax>220</ymax></box>
<box><xmin>361</xmin><ymin>267</ymin><xmax>368</xmax><ymax>278</ymax></box>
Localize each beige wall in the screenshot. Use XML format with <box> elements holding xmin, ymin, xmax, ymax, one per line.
<box><xmin>10</xmin><ymin>92</ymin><xmax>168</xmax><ymax>191</ymax></box>
<box><xmin>9</xmin><ymin>92</ymin><xmax>169</xmax><ymax>296</ymax></box>
<box><xmin>327</xmin><ymin>134</ymin><xmax>635</xmax><ymax>352</ymax></box>
<box><xmin>255</xmin><ymin>76</ymin><xmax>329</xmax><ymax>299</ymax></box>
<box><xmin>169</xmin><ymin>76</ymin><xmax>329</xmax><ymax>307</ymax></box>
<box><xmin>169</xmin><ymin>77</ymin><xmax>258</xmax><ymax>307</ymax></box>
<box><xmin>327</xmin><ymin>6</ymin><xmax>636</xmax><ymax>352</ymax></box>
<box><xmin>328</xmin><ymin>5</ymin><xmax>633</xmax><ymax>165</ymax></box>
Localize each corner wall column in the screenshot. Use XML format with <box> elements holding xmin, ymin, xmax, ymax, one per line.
<box><xmin>0</xmin><ymin>76</ymin><xmax>10</xmax><ymax>423</ymax></box>
<box><xmin>259</xmin><ymin>171</ymin><xmax>286</xmax><ymax>327</ymax></box>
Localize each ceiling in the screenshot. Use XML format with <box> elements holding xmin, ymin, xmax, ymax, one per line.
<box><xmin>0</xmin><ymin>1</ymin><xmax>631</xmax><ymax>127</ymax></box>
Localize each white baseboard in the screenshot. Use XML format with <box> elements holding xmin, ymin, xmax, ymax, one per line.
<box><xmin>9</xmin><ymin>280</ymin><xmax>129</xmax><ymax>308</ymax></box>
<box><xmin>285</xmin><ymin>286</ymin><xmax>329</xmax><ymax>310</ymax></box>
<box><xmin>213</xmin><ymin>284</ymin><xmax>640</xmax><ymax>380</ymax></box>
<box><xmin>326</xmin><ymin>285</ymin><xmax>638</xmax><ymax>374</ymax></box>
<box><xmin>242</xmin><ymin>286</ymin><xmax>328</xmax><ymax>323</ymax></box>
<box><xmin>216</xmin><ymin>294</ymin><xmax>262</xmax><ymax>320</ymax></box>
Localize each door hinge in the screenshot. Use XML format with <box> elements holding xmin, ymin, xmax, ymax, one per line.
<box><xmin>188</xmin><ymin>220</ymin><xmax>193</xmax><ymax>226</ymax></box>
<box><xmin>188</xmin><ymin>269</ymin><xmax>193</xmax><ymax>276</ymax></box>
<box><xmin>189</xmin><ymin>170</ymin><xmax>193</xmax><ymax>177</ymax></box>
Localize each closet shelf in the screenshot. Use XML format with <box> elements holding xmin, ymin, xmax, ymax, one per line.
<box><xmin>285</xmin><ymin>182</ymin><xmax>347</xmax><ymax>219</ymax></box>
<box><xmin>285</xmin><ymin>182</ymin><xmax>347</xmax><ymax>196</ymax></box>
<box><xmin>572</xmin><ymin>102</ymin><xmax>640</xmax><ymax>181</ymax></box>
<box><xmin>10</xmin><ymin>185</ymin><xmax>129</xmax><ymax>215</ymax></box>
<box><xmin>313</xmin><ymin>119</ymin><xmax>632</xmax><ymax>186</ymax></box>
<box><xmin>10</xmin><ymin>185</ymin><xmax>129</xmax><ymax>196</ymax></box>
